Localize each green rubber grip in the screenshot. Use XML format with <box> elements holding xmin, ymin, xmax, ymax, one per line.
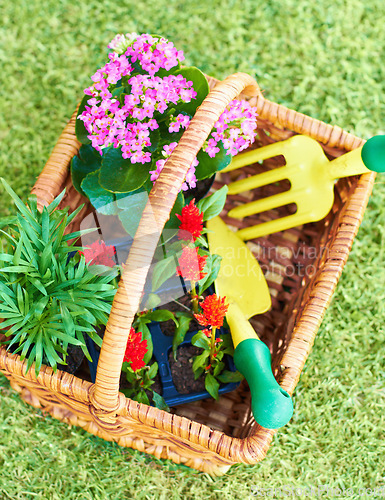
<box><xmin>361</xmin><ymin>136</ymin><xmax>385</xmax><ymax>173</ymax></box>
<box><xmin>233</xmin><ymin>338</ymin><xmax>293</xmax><ymax>429</ymax></box>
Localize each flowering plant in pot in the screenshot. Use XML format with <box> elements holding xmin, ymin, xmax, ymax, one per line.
<box><xmin>70</xmin><ymin>32</ymin><xmax>258</xmax><ymax>238</ymax></box>
<box><xmin>80</xmin><ymin>190</ymin><xmax>243</xmax><ymax>407</ymax></box>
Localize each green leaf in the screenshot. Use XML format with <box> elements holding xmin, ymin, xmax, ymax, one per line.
<box><xmin>151</xmin><ymin>254</ymin><xmax>178</xmax><ymax>292</ymax></box>
<box><xmin>134</xmin><ymin>390</ymin><xmax>150</xmax><ymax>406</ymax></box>
<box><xmin>46</xmin><ymin>189</ymin><xmax>66</xmax><ymax>214</ymax></box>
<box><xmin>196</xmin><ymin>186</ymin><xmax>228</xmax><ymax>221</ymax></box>
<box><xmin>136</xmin><ymin>321</ymin><xmax>153</xmax><ymax>365</ymax></box>
<box><xmin>143</xmin><ymin>293</ymin><xmax>162</xmax><ymax>310</ymax></box>
<box><xmin>152</xmin><ymin>391</ymin><xmax>169</xmax><ymax>411</ymax></box>
<box><xmin>71</xmin><ymin>144</ymin><xmax>103</xmax><ymax>197</ymax></box>
<box><xmin>164</xmin><ymin>191</ymin><xmax>185</xmax><ymax>230</ymax></box>
<box><xmin>195</xmin><ymin>235</ymin><xmax>208</xmax><ymax>248</ymax></box>
<box><xmin>172</xmin><ymin>312</ymin><xmax>193</xmax><ymax>358</ymax></box>
<box><xmin>198</xmin><ymin>253</ymin><xmax>222</xmax><ymax>295</ymax></box>
<box><xmin>172</xmin><ymin>67</ymin><xmax>209</xmax><ymax>116</ymax></box>
<box><xmin>41</xmin><ymin>207</ymin><xmax>50</xmax><ymax>243</ymax></box>
<box><xmin>0</xmin><ymin>178</ymin><xmax>41</xmax><ymax>233</ymax></box>
<box><xmin>146</xmin><ymin>310</ymin><xmax>177</xmax><ymax>324</ymax></box>
<box><xmin>213</xmin><ymin>360</ymin><xmax>225</xmax><ymax>377</ymax></box>
<box><xmin>0</xmin><ymin>264</ymin><xmax>32</xmax><ymax>273</ymax></box>
<box><xmin>99</xmin><ymin>147</ymin><xmax>150</xmax><ymax>193</ymax></box>
<box><xmin>39</xmin><ymin>243</ymin><xmax>52</xmax><ymax>276</ymax></box>
<box><xmin>75</xmin><ymin>93</ymin><xmax>92</xmax><ymax>144</ymax></box>
<box><xmin>147</xmin><ymin>361</ymin><xmax>158</xmax><ymax>379</ymax></box>
<box><xmin>81</xmin><ymin>171</ymin><xmax>118</xmax><ymax>215</ymax></box>
<box><xmin>205</xmin><ymin>373</ymin><xmax>220</xmax><ymax>399</ymax></box>
<box><xmin>195</xmin><ymin>141</ymin><xmax>232</xmax><ymax>180</ymax></box>
<box><xmin>60</xmin><ymin>303</ymin><xmax>75</xmax><ymax>338</ymax></box>
<box><xmin>25</xmin><ymin>345</ymin><xmax>37</xmax><ymax>375</ymax></box>
<box><xmin>12</xmin><ymin>233</ymin><xmax>23</xmax><ymax>267</ymax></box>
<box><xmin>118</xmin><ymin>190</ymin><xmax>148</xmax><ymax>237</ymax></box>
<box><xmin>191</xmin><ymin>330</ymin><xmax>210</xmax><ymax>349</ymax></box>
<box><xmin>147</xmin><ymin>128</ymin><xmax>160</xmax><ymax>152</ymax></box>
<box><xmin>35</xmin><ymin>331</ymin><xmax>43</xmax><ymax>377</ymax></box>
<box><xmin>192</xmin><ymin>351</ymin><xmax>209</xmax><ymax>372</ymax></box>
<box><xmin>217</xmin><ymin>370</ymin><xmax>244</xmax><ymax>384</ymax></box>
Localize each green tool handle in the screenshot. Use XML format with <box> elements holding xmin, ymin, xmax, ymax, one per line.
<box><xmin>233</xmin><ymin>339</ymin><xmax>293</xmax><ymax>429</ymax></box>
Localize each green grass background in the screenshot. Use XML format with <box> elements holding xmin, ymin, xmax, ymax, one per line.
<box><xmin>1</xmin><ymin>0</ymin><xmax>385</xmax><ymax>498</ymax></box>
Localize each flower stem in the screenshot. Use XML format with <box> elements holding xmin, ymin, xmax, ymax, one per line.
<box><xmin>190</xmin><ymin>281</ymin><xmax>199</xmax><ymax>313</ymax></box>
<box><xmin>210</xmin><ymin>326</ymin><xmax>217</xmax><ymax>363</ymax></box>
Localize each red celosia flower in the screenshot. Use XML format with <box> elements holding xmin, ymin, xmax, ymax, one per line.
<box><xmin>194</xmin><ymin>294</ymin><xmax>229</xmax><ymax>328</ymax></box>
<box><xmin>123</xmin><ymin>327</ymin><xmax>148</xmax><ymax>372</ymax></box>
<box><xmin>176</xmin><ymin>246</ymin><xmax>207</xmax><ymax>282</ymax></box>
<box><xmin>80</xmin><ymin>240</ymin><xmax>116</xmax><ymax>267</ymax></box>
<box><xmin>176</xmin><ymin>199</ymin><xmax>204</xmax><ymax>242</ymax></box>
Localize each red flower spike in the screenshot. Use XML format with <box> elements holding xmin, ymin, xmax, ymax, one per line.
<box><xmin>194</xmin><ymin>294</ymin><xmax>229</xmax><ymax>329</ymax></box>
<box><xmin>202</xmin><ymin>329</ymin><xmax>212</xmax><ymax>338</ymax></box>
<box><xmin>176</xmin><ymin>199</ymin><xmax>204</xmax><ymax>242</ymax></box>
<box><xmin>80</xmin><ymin>240</ymin><xmax>116</xmax><ymax>267</ymax></box>
<box><xmin>123</xmin><ymin>327</ymin><xmax>148</xmax><ymax>372</ymax></box>
<box><xmin>176</xmin><ymin>246</ymin><xmax>207</xmax><ymax>282</ymax></box>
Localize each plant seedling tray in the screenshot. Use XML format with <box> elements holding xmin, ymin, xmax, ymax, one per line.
<box><xmin>148</xmin><ymin>323</ymin><xmax>240</xmax><ymax>407</ymax></box>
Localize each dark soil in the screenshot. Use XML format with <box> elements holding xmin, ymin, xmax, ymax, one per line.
<box><xmin>169</xmin><ymin>344</ymin><xmax>205</xmax><ymax>394</ymax></box>
<box><xmin>4</xmin><ymin>335</ymin><xmax>85</xmax><ymax>375</ymax></box>
<box><xmin>57</xmin><ymin>345</ymin><xmax>85</xmax><ymax>374</ymax></box>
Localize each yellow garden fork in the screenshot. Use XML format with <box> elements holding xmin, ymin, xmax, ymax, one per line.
<box><xmin>222</xmin><ymin>135</ymin><xmax>385</xmax><ymax>240</ymax></box>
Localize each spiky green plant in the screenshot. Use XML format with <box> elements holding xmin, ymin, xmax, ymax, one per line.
<box><xmin>0</xmin><ymin>179</ymin><xmax>118</xmax><ymax>376</ymax></box>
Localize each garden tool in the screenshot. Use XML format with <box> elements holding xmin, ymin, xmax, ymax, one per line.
<box><xmin>222</xmin><ymin>134</ymin><xmax>385</xmax><ymax>240</ymax></box>
<box><xmin>206</xmin><ymin>216</ymin><xmax>293</xmax><ymax>429</ymax></box>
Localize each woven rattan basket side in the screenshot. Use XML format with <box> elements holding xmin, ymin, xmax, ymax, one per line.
<box><xmin>0</xmin><ymin>73</ymin><xmax>376</xmax><ymax>476</ymax></box>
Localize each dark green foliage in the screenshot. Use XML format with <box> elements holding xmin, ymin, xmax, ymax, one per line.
<box><xmin>0</xmin><ymin>180</ymin><xmax>118</xmax><ymax>376</ymax></box>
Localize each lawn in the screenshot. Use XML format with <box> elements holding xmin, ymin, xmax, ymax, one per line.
<box><xmin>1</xmin><ymin>0</ymin><xmax>385</xmax><ymax>498</ymax></box>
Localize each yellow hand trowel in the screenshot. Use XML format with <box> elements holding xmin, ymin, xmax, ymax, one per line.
<box><xmin>206</xmin><ymin>216</ymin><xmax>293</xmax><ymax>429</ymax></box>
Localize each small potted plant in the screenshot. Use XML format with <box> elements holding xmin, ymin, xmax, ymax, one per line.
<box><xmin>0</xmin><ymin>179</ymin><xmax>118</xmax><ymax>376</ymax></box>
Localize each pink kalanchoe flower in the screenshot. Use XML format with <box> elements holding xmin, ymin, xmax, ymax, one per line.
<box><xmin>206</xmin><ymin>99</ymin><xmax>258</xmax><ymax>158</ymax></box>
<box><xmin>79</xmin><ymin>69</ymin><xmax>196</xmax><ymax>163</ymax></box>
<box><xmin>168</xmin><ymin>113</ymin><xmax>190</xmax><ymax>133</ymax></box>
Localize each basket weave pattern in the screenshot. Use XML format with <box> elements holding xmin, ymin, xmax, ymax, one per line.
<box><xmin>0</xmin><ymin>73</ymin><xmax>375</xmax><ymax>475</ymax></box>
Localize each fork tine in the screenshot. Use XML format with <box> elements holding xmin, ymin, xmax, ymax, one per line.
<box><xmin>228</xmin><ymin>165</ymin><xmax>288</xmax><ymax>195</ymax></box>
<box><xmin>228</xmin><ymin>190</ymin><xmax>295</xmax><ymax>219</ymax></box>
<box><xmin>222</xmin><ymin>141</ymin><xmax>291</xmax><ymax>173</ymax></box>
<box><xmin>235</xmin><ymin>213</ymin><xmax>305</xmax><ymax>240</ymax></box>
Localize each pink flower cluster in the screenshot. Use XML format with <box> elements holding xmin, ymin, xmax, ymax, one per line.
<box><xmin>79</xmin><ymin>72</ymin><xmax>196</xmax><ymax>163</ymax></box>
<box><xmin>205</xmin><ymin>99</ymin><xmax>258</xmax><ymax>157</ymax></box>
<box><xmin>108</xmin><ymin>33</ymin><xmax>185</xmax><ymax>75</ymax></box>
<box><xmin>78</xmin><ymin>33</ymin><xmax>258</xmax><ymax>192</ymax></box>
<box><xmin>149</xmin><ymin>142</ymin><xmax>199</xmax><ymax>191</ymax></box>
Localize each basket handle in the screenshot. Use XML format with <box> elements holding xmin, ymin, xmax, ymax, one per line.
<box><xmin>91</xmin><ymin>72</ymin><xmax>260</xmax><ymax>412</ymax></box>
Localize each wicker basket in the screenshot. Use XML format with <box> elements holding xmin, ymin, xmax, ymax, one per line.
<box><xmin>0</xmin><ymin>73</ymin><xmax>375</xmax><ymax>476</ymax></box>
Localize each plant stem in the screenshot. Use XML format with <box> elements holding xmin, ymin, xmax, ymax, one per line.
<box><xmin>210</xmin><ymin>326</ymin><xmax>217</xmax><ymax>364</ymax></box>
<box><xmin>190</xmin><ymin>281</ymin><xmax>199</xmax><ymax>313</ymax></box>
